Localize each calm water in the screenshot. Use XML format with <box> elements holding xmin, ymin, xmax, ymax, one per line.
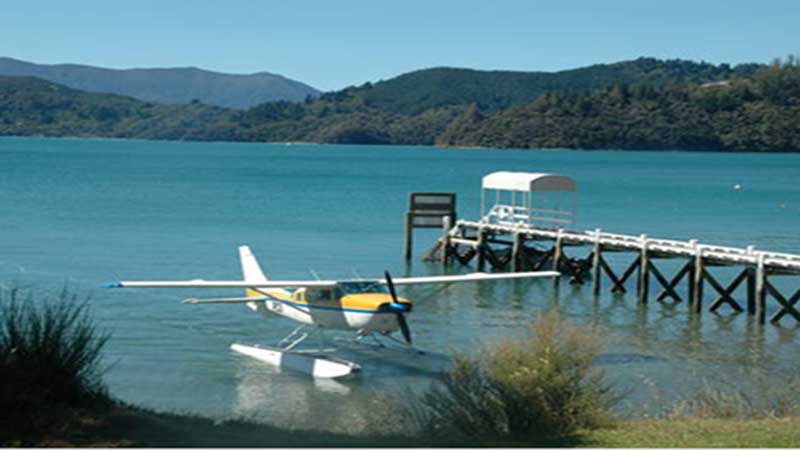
<box><xmin>1</xmin><ymin>137</ymin><xmax>799</xmax><ymax>430</ymax></box>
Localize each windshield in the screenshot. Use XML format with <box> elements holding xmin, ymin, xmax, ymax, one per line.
<box><xmin>337</xmin><ymin>281</ymin><xmax>388</xmax><ymax>296</ymax></box>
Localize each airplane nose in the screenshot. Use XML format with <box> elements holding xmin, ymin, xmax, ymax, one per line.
<box><xmin>378</xmin><ymin>300</ymin><xmax>412</xmax><ymax>313</ymax></box>
<box><xmin>388</xmin><ymin>302</ymin><xmax>411</xmax><ymax>312</ymax></box>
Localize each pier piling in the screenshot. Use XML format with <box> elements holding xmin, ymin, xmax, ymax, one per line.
<box><xmin>421</xmin><ymin>219</ymin><xmax>800</xmax><ymax>325</ymax></box>
<box><xmin>692</xmin><ymin>244</ymin><xmax>705</xmax><ymax>314</ymax></box>
<box><xmin>755</xmin><ymin>253</ymin><xmax>766</xmax><ymax>324</ymax></box>
<box><xmin>553</xmin><ymin>229</ymin><xmax>564</xmax><ymax>286</ymax></box>
<box><xmin>591</xmin><ymin>229</ymin><xmax>602</xmax><ymax>295</ymax></box>
<box><xmin>638</xmin><ymin>235</ymin><xmax>650</xmax><ymax>304</ymax></box>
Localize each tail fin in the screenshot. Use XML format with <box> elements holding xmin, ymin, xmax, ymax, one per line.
<box><xmin>238</xmin><ymin>245</ymin><xmax>268</xmax><ymax>282</ymax></box>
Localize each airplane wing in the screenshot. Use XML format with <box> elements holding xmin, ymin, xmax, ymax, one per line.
<box><xmin>100</xmin><ymin>271</ymin><xmax>558</xmax><ymax>290</ymax></box>
<box><xmin>383</xmin><ymin>271</ymin><xmax>560</xmax><ymax>286</ymax></box>
<box><xmin>99</xmin><ymin>280</ymin><xmax>338</xmax><ymax>289</ymax></box>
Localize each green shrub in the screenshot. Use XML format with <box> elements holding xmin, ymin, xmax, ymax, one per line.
<box><xmin>0</xmin><ymin>287</ymin><xmax>111</xmax><ymax>434</ymax></box>
<box><xmin>406</xmin><ymin>310</ymin><xmax>618</xmax><ymax>441</ymax></box>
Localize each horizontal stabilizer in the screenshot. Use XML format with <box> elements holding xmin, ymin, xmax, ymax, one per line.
<box><xmin>182</xmin><ymin>296</ymin><xmax>269</xmax><ymax>305</ymax></box>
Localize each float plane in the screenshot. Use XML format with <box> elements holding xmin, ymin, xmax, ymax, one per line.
<box><xmin>103</xmin><ymin>246</ymin><xmax>559</xmax><ymax>378</ymax></box>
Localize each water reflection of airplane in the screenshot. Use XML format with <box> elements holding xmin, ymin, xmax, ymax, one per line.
<box><xmin>103</xmin><ymin>245</ymin><xmax>558</xmax><ymax>378</ymax></box>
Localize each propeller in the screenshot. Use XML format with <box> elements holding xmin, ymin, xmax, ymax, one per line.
<box><xmin>384</xmin><ymin>270</ymin><xmax>412</xmax><ymax>345</ymax></box>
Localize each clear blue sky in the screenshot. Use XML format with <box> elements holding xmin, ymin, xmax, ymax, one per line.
<box><xmin>2</xmin><ymin>0</ymin><xmax>797</xmax><ymax>91</ymax></box>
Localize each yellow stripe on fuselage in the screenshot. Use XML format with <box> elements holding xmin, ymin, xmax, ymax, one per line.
<box><xmin>247</xmin><ymin>289</ymin><xmax>411</xmax><ymax>312</ymax></box>
<box><xmin>339</xmin><ymin>293</ymin><xmax>411</xmax><ymax>311</ymax></box>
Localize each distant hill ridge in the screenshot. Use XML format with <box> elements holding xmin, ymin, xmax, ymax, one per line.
<box><xmin>0</xmin><ymin>57</ymin><xmax>320</xmax><ymax>109</ymax></box>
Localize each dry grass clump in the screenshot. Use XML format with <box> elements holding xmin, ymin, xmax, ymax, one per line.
<box><xmin>406</xmin><ymin>310</ymin><xmax>618</xmax><ymax>442</ymax></box>
<box><xmin>668</xmin><ymin>377</ymin><xmax>800</xmax><ymax>420</ymax></box>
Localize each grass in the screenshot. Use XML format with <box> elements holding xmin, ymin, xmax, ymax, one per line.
<box><xmin>584</xmin><ymin>417</ymin><xmax>800</xmax><ymax>448</ymax></box>
<box><xmin>667</xmin><ymin>380</ymin><xmax>800</xmax><ymax>420</ymax></box>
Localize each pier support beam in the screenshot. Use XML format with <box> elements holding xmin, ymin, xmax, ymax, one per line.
<box><xmin>707</xmin><ymin>268</ymin><xmax>746</xmax><ymax>313</ymax></box>
<box><xmin>638</xmin><ymin>235</ymin><xmax>650</xmax><ymax>304</ymax></box>
<box><xmin>441</xmin><ymin>216</ymin><xmax>451</xmax><ymax>268</ymax></box>
<box><xmin>511</xmin><ymin>231</ymin><xmax>524</xmax><ymax>272</ymax></box>
<box><xmin>745</xmin><ymin>246</ymin><xmax>757</xmax><ymax>315</ymax></box>
<box><xmin>755</xmin><ymin>253</ymin><xmax>766</xmax><ymax>324</ymax></box>
<box><xmin>552</xmin><ymin>229</ymin><xmax>564</xmax><ymax>286</ymax></box>
<box><xmin>686</xmin><ymin>240</ymin><xmax>697</xmax><ymax>302</ymax></box>
<box><xmin>591</xmin><ymin>229</ymin><xmax>602</xmax><ymax>296</ymax></box>
<box><xmin>691</xmin><ymin>242</ymin><xmax>704</xmax><ymax>314</ymax></box>
<box><xmin>403</xmin><ymin>212</ymin><xmax>414</xmax><ymax>260</ymax></box>
<box><xmin>654</xmin><ymin>260</ymin><xmax>691</xmax><ymax>302</ymax></box>
<box><xmin>768</xmin><ymin>285</ymin><xmax>800</xmax><ymax>324</ymax></box>
<box><xmin>764</xmin><ymin>281</ymin><xmax>800</xmax><ymax>323</ymax></box>
<box><xmin>746</xmin><ymin>267</ymin><xmax>757</xmax><ymax>315</ymax></box>
<box><xmin>476</xmin><ymin>226</ymin><xmax>486</xmax><ymax>272</ymax></box>
<box><xmin>601</xmin><ymin>253</ymin><xmax>639</xmax><ymax>293</ymax></box>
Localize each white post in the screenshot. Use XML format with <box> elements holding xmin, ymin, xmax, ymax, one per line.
<box><xmin>692</xmin><ymin>241</ymin><xmax>704</xmax><ymax>313</ymax></box>
<box><xmin>755</xmin><ymin>252</ymin><xmax>766</xmax><ymax>324</ymax></box>
<box><xmin>687</xmin><ymin>239</ymin><xmax>698</xmax><ymax>300</ymax></box>
<box><xmin>526</xmin><ymin>191</ymin><xmax>531</xmax><ymax>226</ymax></box>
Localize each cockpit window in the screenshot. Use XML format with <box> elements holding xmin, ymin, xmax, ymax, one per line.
<box><xmin>305</xmin><ymin>288</ymin><xmax>332</xmax><ymax>301</ymax></box>
<box><xmin>337</xmin><ymin>281</ymin><xmax>388</xmax><ymax>296</ymax></box>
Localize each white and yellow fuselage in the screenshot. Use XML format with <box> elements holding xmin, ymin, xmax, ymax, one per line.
<box><xmin>244</xmin><ymin>286</ymin><xmax>412</xmax><ymax>333</ymax></box>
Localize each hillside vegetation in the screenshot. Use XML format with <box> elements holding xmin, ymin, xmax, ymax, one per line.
<box><xmin>342</xmin><ymin>58</ymin><xmax>760</xmax><ymax>115</ymax></box>
<box><xmin>1</xmin><ymin>57</ymin><xmax>798</xmax><ymax>151</ymax></box>
<box><xmin>437</xmin><ymin>59</ymin><xmax>800</xmax><ymax>151</ymax></box>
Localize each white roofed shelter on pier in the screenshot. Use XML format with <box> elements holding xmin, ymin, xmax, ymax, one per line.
<box><xmin>480</xmin><ymin>171</ymin><xmax>577</xmax><ymax>229</ymax></box>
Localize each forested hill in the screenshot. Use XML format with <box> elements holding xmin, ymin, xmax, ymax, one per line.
<box><xmin>0</xmin><ymin>57</ymin><xmax>320</xmax><ymax>109</ymax></box>
<box><xmin>436</xmin><ymin>61</ymin><xmax>800</xmax><ymax>152</ymax></box>
<box><xmin>339</xmin><ymin>58</ymin><xmax>762</xmax><ymax>115</ymax></box>
<box><xmin>1</xmin><ymin>57</ymin><xmax>798</xmax><ymax>151</ymax></box>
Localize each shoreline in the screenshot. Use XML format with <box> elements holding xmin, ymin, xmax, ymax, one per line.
<box><xmin>1</xmin><ymin>134</ymin><xmax>799</xmax><ymax>155</ymax></box>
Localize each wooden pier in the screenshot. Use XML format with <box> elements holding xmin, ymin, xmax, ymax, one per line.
<box><xmin>425</xmin><ymin>220</ymin><xmax>800</xmax><ymax>325</ymax></box>
<box><xmin>411</xmin><ymin>172</ymin><xmax>800</xmax><ymax>326</ymax></box>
